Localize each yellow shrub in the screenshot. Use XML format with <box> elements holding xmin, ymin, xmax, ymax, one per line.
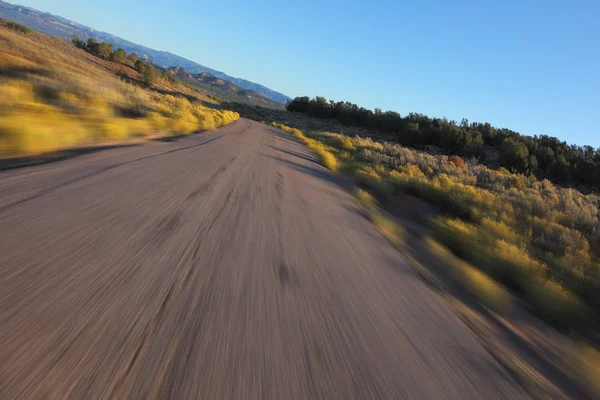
<box><xmin>398</xmin><ymin>165</ymin><xmax>426</xmax><ymax>179</ymax></box>
<box><xmin>0</xmin><ymin>80</ymin><xmax>35</xmax><ymax>103</ymax></box>
<box><xmin>334</xmin><ymin>136</ymin><xmax>355</xmax><ymax>151</ymax></box>
<box><xmin>315</xmin><ymin>147</ymin><xmax>338</xmax><ymax>172</ymax></box>
<box><xmin>355</xmin><ymin>188</ymin><xmax>376</xmax><ymax>210</ymax></box>
<box><xmin>57</xmin><ymin>91</ymin><xmax>83</xmax><ymax>111</ymax></box>
<box><xmin>526</xmin><ymin>279</ymin><xmax>587</xmax><ymax>325</ymax></box>
<box><xmin>372</xmin><ymin>212</ymin><xmax>405</xmax><ymax>247</ymax></box>
<box><xmin>89</xmin><ymin>119</ymin><xmax>130</xmax><ymax>142</ymax></box>
<box><xmin>85</xmin><ymin>95</ymin><xmax>113</xmax><ymax>117</ymax></box>
<box><xmin>278</xmin><ymin>125</ymin><xmax>340</xmax><ymax>172</ymax></box>
<box><xmin>425</xmin><ymin>237</ymin><xmax>513</xmax><ymax>312</ymax></box>
<box><xmin>0</xmin><ymin>28</ymin><xmax>240</xmax><ymax>158</ymax></box>
<box><xmin>431</xmin><ymin>217</ymin><xmax>546</xmax><ymax>291</ymax></box>
<box><xmin>123</xmin><ymin>118</ymin><xmax>151</xmax><ymax>138</ymax></box>
<box><xmin>353</xmin><ymin>136</ymin><xmax>384</xmax><ymax>152</ymax></box>
<box><xmin>261</xmin><ymin>120</ymin><xmax>600</xmax><ymax>320</ymax></box>
<box><xmin>169</xmin><ymin>116</ymin><xmax>198</xmax><ymax>135</ymax></box>
<box><xmin>481</xmin><ymin>218</ymin><xmax>520</xmax><ymax>244</ymax></box>
<box><xmin>531</xmin><ymin>218</ymin><xmax>590</xmax><ymax>257</ymax></box>
<box><xmin>153</xmin><ymin>98</ymin><xmax>175</xmax><ymax>117</ymax></box>
<box><xmin>354</xmin><ymin>166</ymin><xmax>381</xmax><ymax>186</ymax></box>
<box><xmin>0</xmin><ymin>107</ymin><xmax>88</xmax><ymax>154</ymax></box>
<box><xmin>146</xmin><ymin>112</ymin><xmax>169</xmax><ymax>132</ymax></box>
<box><xmin>487</xmin><ymin>240</ymin><xmax>547</xmax><ymax>286</ymax></box>
<box><xmin>433</xmin><ymin>217</ymin><xmax>477</xmax><ymax>243</ymax></box>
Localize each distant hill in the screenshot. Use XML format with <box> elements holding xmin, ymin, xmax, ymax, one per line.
<box><xmin>0</xmin><ymin>0</ymin><xmax>290</xmax><ymax>104</ymax></box>
<box><xmin>168</xmin><ymin>67</ymin><xmax>284</xmax><ymax>108</ymax></box>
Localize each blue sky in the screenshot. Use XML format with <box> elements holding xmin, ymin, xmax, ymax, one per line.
<box><xmin>16</xmin><ymin>0</ymin><xmax>600</xmax><ymax>147</ymax></box>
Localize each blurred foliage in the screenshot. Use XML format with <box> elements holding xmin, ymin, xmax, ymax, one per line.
<box><xmin>248</xmin><ymin>106</ymin><xmax>600</xmax><ymax>326</ymax></box>
<box><xmin>287</xmin><ymin>96</ymin><xmax>600</xmax><ymax>190</ymax></box>
<box><xmin>424</xmin><ymin>237</ymin><xmax>514</xmax><ymax>313</ymax></box>
<box><xmin>271</xmin><ymin>122</ymin><xmax>339</xmax><ymax>173</ymax></box>
<box><xmin>0</xmin><ymin>25</ymin><xmax>239</xmax><ymax>157</ymax></box>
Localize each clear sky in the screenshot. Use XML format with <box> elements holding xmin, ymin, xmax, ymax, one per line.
<box><xmin>15</xmin><ymin>0</ymin><xmax>600</xmax><ymax>147</ymax></box>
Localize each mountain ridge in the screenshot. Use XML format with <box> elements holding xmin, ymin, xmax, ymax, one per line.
<box><xmin>0</xmin><ymin>0</ymin><xmax>290</xmax><ymax>104</ymax></box>
<box><xmin>166</xmin><ymin>66</ymin><xmax>284</xmax><ymax>108</ymax></box>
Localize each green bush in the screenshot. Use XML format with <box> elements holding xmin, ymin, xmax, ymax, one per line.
<box><xmin>86</xmin><ymin>38</ymin><xmax>99</xmax><ymax>54</ymax></box>
<box><xmin>110</xmin><ymin>48</ymin><xmax>127</xmax><ymax>64</ymax></box>
<box><xmin>127</xmin><ymin>53</ymin><xmax>139</xmax><ymax>64</ymax></box>
<box><xmin>134</xmin><ymin>59</ymin><xmax>146</xmax><ymax>73</ymax></box>
<box><xmin>0</xmin><ymin>19</ymin><xmax>32</xmax><ymax>34</ymax></box>
<box><xmin>97</xmin><ymin>42</ymin><xmax>113</xmax><ymax>59</ymax></box>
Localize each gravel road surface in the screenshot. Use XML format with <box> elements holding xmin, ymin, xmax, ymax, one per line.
<box><xmin>0</xmin><ymin>119</ymin><xmax>529</xmax><ymax>399</ymax></box>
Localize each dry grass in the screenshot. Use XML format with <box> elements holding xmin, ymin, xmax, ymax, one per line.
<box><xmin>262</xmin><ymin>109</ymin><xmax>600</xmax><ymax>328</ymax></box>
<box><xmin>256</xmin><ymin>98</ymin><xmax>600</xmax><ymax>399</ymax></box>
<box><xmin>574</xmin><ymin>342</ymin><xmax>600</xmax><ymax>396</ymax></box>
<box><xmin>0</xmin><ymin>26</ymin><xmax>239</xmax><ymax>157</ymax></box>
<box><xmin>355</xmin><ymin>188</ymin><xmax>377</xmax><ymax>213</ymax></box>
<box><xmin>430</xmin><ymin>216</ymin><xmax>590</xmax><ymax>326</ymax></box>
<box><xmin>271</xmin><ymin>122</ymin><xmax>339</xmax><ymax>173</ymax></box>
<box><xmin>424</xmin><ymin>236</ymin><xmax>514</xmax><ymax>312</ymax></box>
<box><xmin>353</xmin><ymin>189</ymin><xmax>405</xmax><ymax>248</ymax></box>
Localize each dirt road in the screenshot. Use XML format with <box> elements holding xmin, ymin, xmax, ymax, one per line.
<box><xmin>0</xmin><ymin>119</ymin><xmax>529</xmax><ymax>399</ymax></box>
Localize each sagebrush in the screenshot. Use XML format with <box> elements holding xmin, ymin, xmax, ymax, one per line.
<box><xmin>0</xmin><ymin>25</ymin><xmax>239</xmax><ymax>157</ymax></box>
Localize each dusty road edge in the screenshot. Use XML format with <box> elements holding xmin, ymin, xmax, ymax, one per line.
<box><xmin>355</xmin><ymin>198</ymin><xmax>568</xmax><ymax>400</ymax></box>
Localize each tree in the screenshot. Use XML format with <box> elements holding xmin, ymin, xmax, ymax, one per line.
<box><xmin>286</xmin><ymin>96</ymin><xmax>310</xmax><ymax>113</ymax></box>
<box><xmin>464</xmin><ymin>130</ymin><xmax>484</xmax><ymax>158</ymax></box>
<box><xmin>87</xmin><ymin>38</ymin><xmax>99</xmax><ymax>54</ymax></box>
<box><xmin>134</xmin><ymin>59</ymin><xmax>147</xmax><ymax>73</ymax></box>
<box><xmin>71</xmin><ymin>34</ymin><xmax>86</xmax><ymax>49</ymax></box>
<box><xmin>499</xmin><ymin>138</ymin><xmax>530</xmax><ymax>173</ymax></box>
<box><xmin>162</xmin><ymin>68</ymin><xmax>176</xmax><ymax>83</ymax></box>
<box><xmin>97</xmin><ymin>42</ymin><xmax>114</xmax><ymax>59</ymax></box>
<box><xmin>110</xmin><ymin>48</ymin><xmax>127</xmax><ymax>64</ymax></box>
<box><xmin>403</xmin><ymin>121</ymin><xmax>424</xmax><ymax>146</ymax></box>
<box><xmin>573</xmin><ymin>156</ymin><xmax>595</xmax><ymax>185</ymax></box>
<box><xmin>141</xmin><ymin>65</ymin><xmax>158</xmax><ymax>86</ymax></box>
<box><xmin>127</xmin><ymin>53</ymin><xmax>139</xmax><ymax>65</ymax></box>
<box><xmin>550</xmin><ymin>154</ymin><xmax>570</xmax><ymax>182</ymax></box>
<box><xmin>528</xmin><ymin>154</ymin><xmax>538</xmax><ymax>174</ymax></box>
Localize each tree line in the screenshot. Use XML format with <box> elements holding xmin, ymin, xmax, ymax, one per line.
<box><xmin>286</xmin><ymin>96</ymin><xmax>599</xmax><ymax>188</ymax></box>
<box><xmin>71</xmin><ymin>35</ymin><xmax>176</xmax><ymax>87</ymax></box>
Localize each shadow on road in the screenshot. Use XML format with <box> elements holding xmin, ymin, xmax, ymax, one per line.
<box><xmin>0</xmin><ymin>143</ymin><xmax>142</xmax><ymax>172</ymax></box>
<box><xmin>0</xmin><ymin>134</ymin><xmax>227</xmax><ymax>214</ymax></box>
<box><xmin>263</xmin><ymin>144</ymin><xmax>317</xmax><ymax>165</ymax></box>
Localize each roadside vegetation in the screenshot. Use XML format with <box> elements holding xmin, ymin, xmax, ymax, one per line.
<box><xmin>0</xmin><ymin>24</ymin><xmax>239</xmax><ymax>158</ymax></box>
<box><xmin>237</xmin><ymin>104</ymin><xmax>600</xmax><ymax>329</ymax></box>
<box><xmin>287</xmin><ymin>96</ymin><xmax>600</xmax><ymax>191</ymax></box>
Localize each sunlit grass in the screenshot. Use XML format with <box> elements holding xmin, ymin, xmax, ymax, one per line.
<box><xmin>430</xmin><ymin>216</ymin><xmax>590</xmax><ymax>325</ymax></box>
<box><xmin>272</xmin><ymin>122</ymin><xmax>339</xmax><ymax>173</ymax></box>
<box><xmin>424</xmin><ymin>236</ymin><xmax>513</xmax><ymax>313</ymax></box>
<box><xmin>353</xmin><ymin>189</ymin><xmax>405</xmax><ymax>248</ymax></box>
<box><xmin>0</xmin><ymin>26</ymin><xmax>239</xmax><ymax>157</ymax></box>
<box><xmin>263</xmin><ymin>109</ymin><xmax>600</xmax><ymax>326</ymax></box>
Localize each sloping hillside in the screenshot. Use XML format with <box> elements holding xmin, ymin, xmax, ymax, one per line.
<box><xmin>168</xmin><ymin>67</ymin><xmax>284</xmax><ymax>109</ymax></box>
<box><xmin>0</xmin><ymin>0</ymin><xmax>290</xmax><ymax>104</ymax></box>
<box><xmin>0</xmin><ymin>22</ymin><xmax>239</xmax><ymax>157</ymax></box>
